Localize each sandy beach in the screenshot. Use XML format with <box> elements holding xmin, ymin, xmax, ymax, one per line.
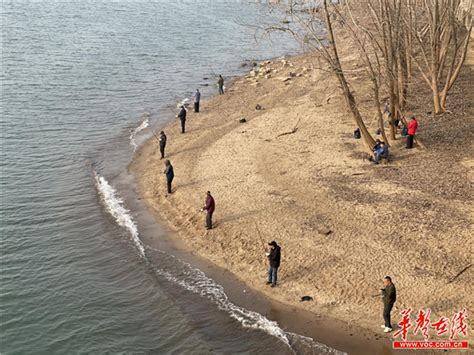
<box><xmin>130</xmin><ymin>31</ymin><xmax>473</xmax><ymax>351</ymax></box>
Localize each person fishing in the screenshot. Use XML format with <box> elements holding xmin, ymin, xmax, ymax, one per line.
<box><xmin>193</xmin><ymin>89</ymin><xmax>201</xmax><ymax>113</ymax></box>
<box><xmin>163</xmin><ymin>159</ymin><xmax>174</xmax><ymax>194</ymax></box>
<box><xmin>217</xmin><ymin>75</ymin><xmax>224</xmax><ymax>95</ymax></box>
<box><xmin>176</xmin><ymin>105</ymin><xmax>187</xmax><ymax>134</ymax></box>
<box><xmin>266</xmin><ymin>241</ymin><xmax>281</xmax><ymax>288</ymax></box>
<box><xmin>406</xmin><ymin>116</ymin><xmax>418</xmax><ymax>149</ymax></box>
<box><xmin>200</xmin><ymin>191</ymin><xmax>215</xmax><ymax>230</ymax></box>
<box><xmin>159</xmin><ymin>131</ymin><xmax>167</xmax><ymax>159</ymax></box>
<box><xmin>380</xmin><ymin>276</ymin><xmax>396</xmax><ymax>333</ymax></box>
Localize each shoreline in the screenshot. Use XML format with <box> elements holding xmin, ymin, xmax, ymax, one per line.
<box><xmin>130</xmin><ymin>37</ymin><xmax>473</xmax><ymax>353</ymax></box>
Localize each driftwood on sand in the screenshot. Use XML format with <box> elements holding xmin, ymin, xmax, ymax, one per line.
<box><xmin>447</xmin><ymin>264</ymin><xmax>472</xmax><ymax>284</ymax></box>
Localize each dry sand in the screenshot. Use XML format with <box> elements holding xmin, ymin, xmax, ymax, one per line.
<box><xmin>131</xmin><ymin>32</ymin><xmax>473</xmax><ymax>349</ymax></box>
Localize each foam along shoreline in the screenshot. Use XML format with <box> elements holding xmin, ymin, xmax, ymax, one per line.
<box><xmin>93</xmin><ymin>169</ymin><xmax>346</xmax><ymax>354</ymax></box>
<box><xmin>129</xmin><ymin>114</ymin><xmax>150</xmax><ymax>152</ymax></box>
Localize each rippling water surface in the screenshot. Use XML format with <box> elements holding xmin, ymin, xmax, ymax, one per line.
<box><xmin>1</xmin><ymin>2</ymin><xmax>340</xmax><ymax>353</ymax></box>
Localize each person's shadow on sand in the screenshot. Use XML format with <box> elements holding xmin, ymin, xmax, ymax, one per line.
<box><xmin>212</xmin><ymin>209</ymin><xmax>260</xmax><ymax>227</ymax></box>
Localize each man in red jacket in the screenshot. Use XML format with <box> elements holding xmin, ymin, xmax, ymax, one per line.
<box><xmin>200</xmin><ymin>191</ymin><xmax>215</xmax><ymax>230</ymax></box>
<box><xmin>406</xmin><ymin>116</ymin><xmax>418</xmax><ymax>149</ymax></box>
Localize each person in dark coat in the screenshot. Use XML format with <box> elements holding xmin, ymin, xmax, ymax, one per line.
<box><xmin>159</xmin><ymin>131</ymin><xmax>167</xmax><ymax>159</ymax></box>
<box><xmin>176</xmin><ymin>106</ymin><xmax>187</xmax><ymax>133</ymax></box>
<box><xmin>200</xmin><ymin>191</ymin><xmax>215</xmax><ymax>230</ymax></box>
<box><xmin>163</xmin><ymin>160</ymin><xmax>174</xmax><ymax>194</ymax></box>
<box><xmin>266</xmin><ymin>241</ymin><xmax>281</xmax><ymax>287</ymax></box>
<box><xmin>193</xmin><ymin>89</ymin><xmax>201</xmax><ymax>113</ymax></box>
<box><xmin>373</xmin><ymin>142</ymin><xmax>389</xmax><ymax>164</ymax></box>
<box><xmin>217</xmin><ymin>75</ymin><xmax>224</xmax><ymax>95</ymax></box>
<box><xmin>381</xmin><ymin>276</ymin><xmax>396</xmax><ymax>333</ymax></box>
<box><xmin>406</xmin><ymin>116</ymin><xmax>418</xmax><ymax>149</ymax></box>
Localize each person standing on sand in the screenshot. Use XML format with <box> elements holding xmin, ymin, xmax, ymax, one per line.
<box><xmin>217</xmin><ymin>75</ymin><xmax>224</xmax><ymax>95</ymax></box>
<box><xmin>200</xmin><ymin>191</ymin><xmax>215</xmax><ymax>230</ymax></box>
<box><xmin>193</xmin><ymin>89</ymin><xmax>201</xmax><ymax>113</ymax></box>
<box><xmin>380</xmin><ymin>276</ymin><xmax>396</xmax><ymax>333</ymax></box>
<box><xmin>159</xmin><ymin>131</ymin><xmax>167</xmax><ymax>160</ymax></box>
<box><xmin>163</xmin><ymin>159</ymin><xmax>174</xmax><ymax>194</ymax></box>
<box><xmin>406</xmin><ymin>116</ymin><xmax>418</xmax><ymax>149</ymax></box>
<box><xmin>266</xmin><ymin>241</ymin><xmax>281</xmax><ymax>288</ymax></box>
<box><xmin>176</xmin><ymin>105</ymin><xmax>187</xmax><ymax>134</ymax></box>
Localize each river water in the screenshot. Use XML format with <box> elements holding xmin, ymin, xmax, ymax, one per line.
<box><xmin>1</xmin><ymin>2</ymin><xmax>341</xmax><ymax>353</ymax></box>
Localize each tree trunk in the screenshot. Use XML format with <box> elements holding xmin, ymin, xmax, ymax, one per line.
<box><xmin>432</xmin><ymin>79</ymin><xmax>443</xmax><ymax>113</ymax></box>
<box><xmin>374</xmin><ymin>82</ymin><xmax>389</xmax><ymax>145</ymax></box>
<box><xmin>323</xmin><ymin>0</ymin><xmax>375</xmax><ymax>150</ymax></box>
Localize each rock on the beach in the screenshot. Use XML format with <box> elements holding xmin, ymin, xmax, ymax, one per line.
<box><xmin>239</xmin><ymin>118</ymin><xmax>247</xmax><ymax>123</ymax></box>
<box><xmin>249</xmin><ymin>70</ymin><xmax>258</xmax><ymax>77</ymax></box>
<box><xmin>317</xmin><ymin>227</ymin><xmax>332</xmax><ymax>235</ymax></box>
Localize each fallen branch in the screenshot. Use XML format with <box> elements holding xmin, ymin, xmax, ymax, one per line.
<box><xmin>277</xmin><ymin>115</ymin><xmax>302</xmax><ymax>137</ymax></box>
<box><xmin>447</xmin><ymin>264</ymin><xmax>472</xmax><ymax>284</ymax></box>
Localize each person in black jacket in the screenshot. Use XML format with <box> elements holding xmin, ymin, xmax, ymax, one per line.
<box><xmin>159</xmin><ymin>131</ymin><xmax>167</xmax><ymax>159</ymax></box>
<box><xmin>217</xmin><ymin>75</ymin><xmax>224</xmax><ymax>95</ymax></box>
<box><xmin>176</xmin><ymin>106</ymin><xmax>187</xmax><ymax>133</ymax></box>
<box><xmin>163</xmin><ymin>159</ymin><xmax>174</xmax><ymax>194</ymax></box>
<box><xmin>193</xmin><ymin>89</ymin><xmax>201</xmax><ymax>113</ymax></box>
<box><xmin>381</xmin><ymin>276</ymin><xmax>397</xmax><ymax>333</ymax></box>
<box><xmin>266</xmin><ymin>241</ymin><xmax>281</xmax><ymax>288</ymax></box>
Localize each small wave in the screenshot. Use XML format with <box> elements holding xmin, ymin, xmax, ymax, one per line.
<box><xmin>92</xmin><ymin>172</ymin><xmax>342</xmax><ymax>353</ymax></box>
<box><xmin>147</xmin><ymin>247</ymin><xmax>344</xmax><ymax>354</ymax></box>
<box><xmin>93</xmin><ymin>171</ymin><xmax>145</xmax><ymax>257</ymax></box>
<box><xmin>129</xmin><ymin>113</ymin><xmax>150</xmax><ymax>151</ymax></box>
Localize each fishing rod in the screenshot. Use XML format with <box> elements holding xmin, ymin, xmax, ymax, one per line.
<box><xmin>255</xmin><ymin>223</ymin><xmax>267</xmax><ymax>251</ymax></box>
<box><xmin>187</xmin><ymin>208</ymin><xmax>202</xmax><ymax>222</ymax></box>
<box><xmin>150</xmin><ymin>130</ymin><xmax>162</xmax><ymax>144</ymax></box>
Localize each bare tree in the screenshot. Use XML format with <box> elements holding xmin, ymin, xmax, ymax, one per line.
<box><xmin>404</xmin><ymin>0</ymin><xmax>472</xmax><ymax>114</ymax></box>
<box><xmin>265</xmin><ymin>0</ymin><xmax>376</xmax><ymax>150</ymax></box>
<box><xmin>339</xmin><ymin>3</ymin><xmax>390</xmax><ymax>144</ymax></box>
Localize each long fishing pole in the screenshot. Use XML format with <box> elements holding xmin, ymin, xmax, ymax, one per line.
<box><xmin>255</xmin><ymin>223</ymin><xmax>267</xmax><ymax>251</ymax></box>
<box><xmin>150</xmin><ymin>130</ymin><xmax>162</xmax><ymax>144</ymax></box>
<box><xmin>187</xmin><ymin>208</ymin><xmax>202</xmax><ymax>222</ymax></box>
